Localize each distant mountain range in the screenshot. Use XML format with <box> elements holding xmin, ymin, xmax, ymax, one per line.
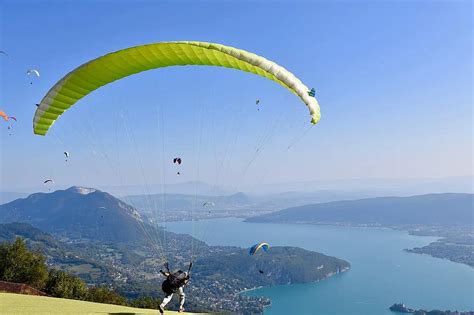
<box><xmin>85</xmin><ymin>176</ymin><xmax>474</xmax><ymax>196</ymax></box>
<box><xmin>124</xmin><ymin>191</ymin><xmax>251</xmax><ymax>213</ymax></box>
<box><xmin>246</xmin><ymin>193</ymin><xmax>474</xmax><ymax>227</ymax></box>
<box><xmin>0</xmin><ymin>187</ymin><xmax>149</xmax><ymax>243</ymax></box>
<box><xmin>5</xmin><ymin>176</ymin><xmax>471</xmax><ymax>203</ymax></box>
<box><xmin>125</xmin><ymin>190</ymin><xmax>383</xmax><ymax>214</ymax></box>
<box><xmin>248</xmin><ymin>176</ymin><xmax>473</xmax><ymax>195</ymax></box>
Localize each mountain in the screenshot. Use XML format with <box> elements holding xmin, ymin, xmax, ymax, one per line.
<box><xmin>0</xmin><ymin>187</ymin><xmax>148</xmax><ymax>243</ymax></box>
<box><xmin>124</xmin><ymin>191</ymin><xmax>252</xmax><ymax>213</ymax></box>
<box><xmin>246</xmin><ymin>193</ymin><xmax>474</xmax><ymax>226</ymax></box>
<box><xmin>0</xmin><ymin>222</ymin><xmax>58</xmax><ymax>248</ymax></box>
<box><xmin>0</xmin><ymin>192</ymin><xmax>29</xmax><ymax>205</ymax></box>
<box><xmin>125</xmin><ymin>190</ymin><xmax>376</xmax><ymax>215</ymax></box>
<box><xmin>249</xmin><ymin>190</ymin><xmax>377</xmax><ymax>210</ymax></box>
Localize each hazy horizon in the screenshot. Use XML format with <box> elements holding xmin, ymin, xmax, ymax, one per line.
<box><xmin>2</xmin><ymin>175</ymin><xmax>472</xmax><ymax>197</ymax></box>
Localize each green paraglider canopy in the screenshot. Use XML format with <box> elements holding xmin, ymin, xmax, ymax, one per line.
<box><xmin>33</xmin><ymin>41</ymin><xmax>320</xmax><ymax>135</ymax></box>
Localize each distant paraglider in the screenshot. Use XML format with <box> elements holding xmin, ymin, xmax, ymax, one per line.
<box><xmin>64</xmin><ymin>151</ymin><xmax>69</xmax><ymax>162</ymax></box>
<box><xmin>249</xmin><ymin>242</ymin><xmax>269</xmax><ymax>275</ymax></box>
<box><xmin>27</xmin><ymin>69</ymin><xmax>40</xmax><ymax>77</ymax></box>
<box><xmin>0</xmin><ymin>111</ymin><xmax>9</xmax><ymax>121</ymax></box>
<box><xmin>0</xmin><ymin>51</ymin><xmax>7</xmax><ymax>57</ymax></box>
<box><xmin>27</xmin><ymin>69</ymin><xmax>40</xmax><ymax>84</ymax></box>
<box><xmin>43</xmin><ymin>179</ymin><xmax>54</xmax><ymax>190</ymax></box>
<box><xmin>0</xmin><ymin>112</ymin><xmax>16</xmax><ymax>122</ymax></box>
<box><xmin>173</xmin><ymin>157</ymin><xmax>182</xmax><ymax>175</ymax></box>
<box><xmin>249</xmin><ymin>243</ymin><xmax>270</xmax><ymax>274</ymax></box>
<box><xmin>7</xmin><ymin>117</ymin><xmax>17</xmax><ymax>136</ymax></box>
<box><xmin>249</xmin><ymin>242</ymin><xmax>269</xmax><ymax>256</ymax></box>
<box><xmin>0</xmin><ymin>111</ymin><xmax>16</xmax><ymax>135</ymax></box>
<box><xmin>203</xmin><ymin>201</ymin><xmax>215</xmax><ymax>214</ymax></box>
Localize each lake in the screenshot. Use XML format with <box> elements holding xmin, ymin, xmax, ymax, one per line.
<box><xmin>165</xmin><ymin>218</ymin><xmax>474</xmax><ymax>315</ymax></box>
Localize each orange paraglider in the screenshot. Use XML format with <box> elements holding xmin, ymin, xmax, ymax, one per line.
<box><xmin>0</xmin><ymin>111</ymin><xmax>9</xmax><ymax>121</ymax></box>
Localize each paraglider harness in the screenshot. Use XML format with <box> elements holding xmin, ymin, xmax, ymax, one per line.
<box><xmin>160</xmin><ymin>262</ymin><xmax>192</xmax><ymax>295</ymax></box>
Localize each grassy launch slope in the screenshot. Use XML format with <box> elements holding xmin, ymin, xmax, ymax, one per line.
<box><xmin>0</xmin><ymin>293</ymin><xmax>193</xmax><ymax>314</ymax></box>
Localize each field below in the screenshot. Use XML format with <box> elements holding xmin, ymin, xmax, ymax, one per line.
<box><xmin>0</xmin><ymin>293</ymin><xmax>193</xmax><ymax>314</ymax></box>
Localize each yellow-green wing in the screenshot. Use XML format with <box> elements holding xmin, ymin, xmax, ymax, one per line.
<box><xmin>33</xmin><ymin>41</ymin><xmax>320</xmax><ymax>135</ymax></box>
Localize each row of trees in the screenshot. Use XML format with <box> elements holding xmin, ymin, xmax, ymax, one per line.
<box><xmin>0</xmin><ymin>237</ymin><xmax>160</xmax><ymax>308</ymax></box>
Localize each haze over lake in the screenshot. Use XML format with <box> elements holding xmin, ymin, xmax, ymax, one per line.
<box><xmin>166</xmin><ymin>218</ymin><xmax>474</xmax><ymax>315</ymax></box>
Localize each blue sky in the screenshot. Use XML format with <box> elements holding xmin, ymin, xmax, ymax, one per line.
<box><xmin>0</xmin><ymin>0</ymin><xmax>472</xmax><ymax>192</ymax></box>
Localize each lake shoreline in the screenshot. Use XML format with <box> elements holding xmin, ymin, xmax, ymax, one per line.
<box><xmin>236</xmin><ymin>266</ymin><xmax>351</xmax><ymax>296</ymax></box>
<box><xmin>245</xmin><ymin>219</ymin><xmax>472</xmax><ymax>268</ymax></box>
<box><xmin>166</xmin><ymin>218</ymin><xmax>474</xmax><ymax>314</ymax></box>
<box><xmin>167</xmin><ymin>217</ymin><xmax>469</xmax><ymax>267</ymax></box>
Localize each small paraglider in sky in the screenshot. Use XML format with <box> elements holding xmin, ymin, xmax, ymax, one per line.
<box><xmin>308</xmin><ymin>88</ymin><xmax>316</xmax><ymax>97</ymax></box>
<box><xmin>27</xmin><ymin>69</ymin><xmax>40</xmax><ymax>84</ymax></box>
<box><xmin>0</xmin><ymin>112</ymin><xmax>15</xmax><ymax>122</ymax></box>
<box><xmin>203</xmin><ymin>201</ymin><xmax>215</xmax><ymax>214</ymax></box>
<box><xmin>249</xmin><ymin>242</ymin><xmax>269</xmax><ymax>256</ymax></box>
<box><xmin>7</xmin><ymin>117</ymin><xmax>17</xmax><ymax>136</ymax></box>
<box><xmin>64</xmin><ymin>151</ymin><xmax>69</xmax><ymax>162</ymax></box>
<box><xmin>27</xmin><ymin>69</ymin><xmax>40</xmax><ymax>77</ymax></box>
<box><xmin>250</xmin><ymin>242</ymin><xmax>269</xmax><ymax>275</ymax></box>
<box><xmin>256</xmin><ymin>99</ymin><xmax>260</xmax><ymax>105</ymax></box>
<box><xmin>0</xmin><ymin>51</ymin><xmax>8</xmax><ymax>57</ymax></box>
<box><xmin>0</xmin><ymin>111</ymin><xmax>15</xmax><ymax>135</ymax></box>
<box><xmin>173</xmin><ymin>157</ymin><xmax>182</xmax><ymax>175</ymax></box>
<box><xmin>43</xmin><ymin>179</ymin><xmax>54</xmax><ymax>191</ymax></box>
<box><xmin>0</xmin><ymin>111</ymin><xmax>9</xmax><ymax>121</ymax></box>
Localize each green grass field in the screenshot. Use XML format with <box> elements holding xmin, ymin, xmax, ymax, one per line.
<box><xmin>0</xmin><ymin>293</ymin><xmax>194</xmax><ymax>314</ymax></box>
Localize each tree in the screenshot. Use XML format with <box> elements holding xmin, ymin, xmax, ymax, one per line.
<box><xmin>87</xmin><ymin>286</ymin><xmax>127</xmax><ymax>305</ymax></box>
<box><xmin>45</xmin><ymin>269</ymin><xmax>88</xmax><ymax>299</ymax></box>
<box><xmin>0</xmin><ymin>237</ymin><xmax>48</xmax><ymax>290</ymax></box>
